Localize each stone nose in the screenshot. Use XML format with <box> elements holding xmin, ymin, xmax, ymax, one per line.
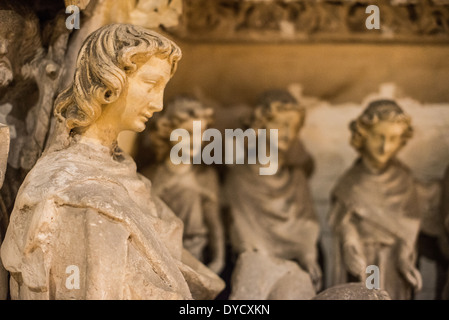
<box><xmin>0</xmin><ymin>40</ymin><xmax>8</xmax><ymax>55</ymax></box>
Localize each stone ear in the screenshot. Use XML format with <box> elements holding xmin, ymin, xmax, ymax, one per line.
<box><xmin>99</xmin><ymin>87</ymin><xmax>119</xmax><ymax>104</ymax></box>
<box><xmin>104</xmin><ymin>90</ymin><xmax>113</xmax><ymax>102</ymax></box>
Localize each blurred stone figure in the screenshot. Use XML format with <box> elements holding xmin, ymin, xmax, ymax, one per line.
<box><xmin>442</xmin><ymin>165</ymin><xmax>449</xmax><ymax>299</ymax></box>
<box><xmin>140</xmin><ymin>96</ymin><xmax>226</xmax><ymax>274</ymax></box>
<box><xmin>0</xmin><ymin>1</ymin><xmax>70</xmax><ymax>219</ymax></box>
<box><xmin>0</xmin><ymin>2</ymin><xmax>38</xmax><ymax>89</ymax></box>
<box><xmin>415</xmin><ymin>174</ymin><xmax>448</xmax><ymax>300</ymax></box>
<box><xmin>1</xmin><ymin>24</ymin><xmax>224</xmax><ymax>300</ymax></box>
<box><xmin>0</xmin><ymin>1</ymin><xmax>42</xmax><ymax>301</ymax></box>
<box><xmin>0</xmin><ymin>1</ymin><xmax>41</xmax><ymax>220</ymax></box>
<box><xmin>225</xmin><ymin>89</ymin><xmax>321</xmax><ymax>300</ymax></box>
<box><xmin>0</xmin><ymin>125</ymin><xmax>9</xmax><ymax>300</ymax></box>
<box><xmin>329</xmin><ymin>100</ymin><xmax>422</xmax><ymax>300</ymax></box>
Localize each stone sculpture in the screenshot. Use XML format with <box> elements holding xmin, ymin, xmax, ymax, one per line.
<box><xmin>415</xmin><ymin>174</ymin><xmax>448</xmax><ymax>300</ymax></box>
<box><xmin>140</xmin><ymin>95</ymin><xmax>225</xmax><ymax>274</ymax></box>
<box><xmin>0</xmin><ymin>2</ymin><xmax>41</xmax><ymax>215</ymax></box>
<box><xmin>328</xmin><ymin>99</ymin><xmax>422</xmax><ymax>300</ymax></box>
<box><xmin>442</xmin><ymin>164</ymin><xmax>449</xmax><ymax>300</ymax></box>
<box><xmin>0</xmin><ymin>124</ymin><xmax>9</xmax><ymax>300</ymax></box>
<box><xmin>0</xmin><ymin>0</ymin><xmax>70</xmax><ymax>218</ymax></box>
<box><xmin>0</xmin><ymin>24</ymin><xmax>224</xmax><ymax>300</ymax></box>
<box><xmin>225</xmin><ymin>89</ymin><xmax>321</xmax><ymax>299</ymax></box>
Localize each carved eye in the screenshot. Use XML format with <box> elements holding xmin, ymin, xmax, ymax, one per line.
<box><xmin>143</xmin><ymin>80</ymin><xmax>157</xmax><ymax>93</ymax></box>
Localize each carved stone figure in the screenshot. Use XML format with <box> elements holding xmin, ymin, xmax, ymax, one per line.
<box><xmin>0</xmin><ymin>24</ymin><xmax>224</xmax><ymax>300</ymax></box>
<box><xmin>225</xmin><ymin>89</ymin><xmax>321</xmax><ymax>300</ymax></box>
<box><xmin>416</xmin><ymin>176</ymin><xmax>449</xmax><ymax>300</ymax></box>
<box><xmin>0</xmin><ymin>2</ymin><xmax>41</xmax><ymax>213</ymax></box>
<box><xmin>140</xmin><ymin>96</ymin><xmax>225</xmax><ymax>274</ymax></box>
<box><xmin>0</xmin><ymin>124</ymin><xmax>9</xmax><ymax>300</ymax></box>
<box><xmin>0</xmin><ymin>1</ymin><xmax>70</xmax><ymax>219</ymax></box>
<box><xmin>442</xmin><ymin>164</ymin><xmax>449</xmax><ymax>299</ymax></box>
<box><xmin>329</xmin><ymin>99</ymin><xmax>422</xmax><ymax>300</ymax></box>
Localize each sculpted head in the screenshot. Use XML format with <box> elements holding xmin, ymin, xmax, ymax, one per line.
<box><xmin>251</xmin><ymin>89</ymin><xmax>305</xmax><ymax>153</ymax></box>
<box><xmin>350</xmin><ymin>99</ymin><xmax>413</xmax><ymax>170</ymax></box>
<box><xmin>0</xmin><ymin>1</ymin><xmax>41</xmax><ymax>88</ymax></box>
<box><xmin>150</xmin><ymin>95</ymin><xmax>214</xmax><ymax>161</ymax></box>
<box><xmin>54</xmin><ymin>24</ymin><xmax>182</xmax><ymax>138</ymax></box>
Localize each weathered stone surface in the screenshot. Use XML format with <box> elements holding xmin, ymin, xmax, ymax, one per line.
<box><xmin>230</xmin><ymin>251</ymin><xmax>316</xmax><ymax>300</ymax></box>
<box><xmin>313</xmin><ymin>283</ymin><xmax>391</xmax><ymax>300</ymax></box>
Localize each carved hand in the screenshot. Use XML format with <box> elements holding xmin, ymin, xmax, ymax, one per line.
<box><xmin>398</xmin><ymin>260</ymin><xmax>422</xmax><ymax>291</ymax></box>
<box><xmin>343</xmin><ymin>242</ymin><xmax>366</xmax><ymax>279</ymax></box>
<box><xmin>304</xmin><ymin>260</ymin><xmax>322</xmax><ymax>292</ymax></box>
<box><xmin>397</xmin><ymin>241</ymin><xmax>422</xmax><ymax>291</ymax></box>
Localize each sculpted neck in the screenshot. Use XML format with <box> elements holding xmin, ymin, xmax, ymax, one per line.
<box><xmin>80</xmin><ymin>120</ymin><xmax>121</xmax><ymax>151</ymax></box>
<box><xmin>164</xmin><ymin>156</ymin><xmax>192</xmax><ymax>174</ymax></box>
<box><xmin>361</xmin><ymin>155</ymin><xmax>391</xmax><ymax>174</ymax></box>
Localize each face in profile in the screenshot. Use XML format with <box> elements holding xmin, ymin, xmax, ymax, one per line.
<box><xmin>362</xmin><ymin>120</ymin><xmax>408</xmax><ymax>169</ymax></box>
<box><xmin>264</xmin><ymin>102</ymin><xmax>302</xmax><ymax>153</ymax></box>
<box><xmin>0</xmin><ymin>10</ymin><xmax>23</xmax><ymax>87</ymax></box>
<box><xmin>118</xmin><ymin>56</ymin><xmax>173</xmax><ymax>133</ymax></box>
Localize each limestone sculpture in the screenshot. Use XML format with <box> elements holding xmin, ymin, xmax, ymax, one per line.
<box><xmin>328</xmin><ymin>99</ymin><xmax>422</xmax><ymax>300</ymax></box>
<box><xmin>0</xmin><ymin>2</ymin><xmax>41</xmax><ymax>222</ymax></box>
<box><xmin>0</xmin><ymin>1</ymin><xmax>70</xmax><ymax>222</ymax></box>
<box><xmin>225</xmin><ymin>89</ymin><xmax>322</xmax><ymax>299</ymax></box>
<box><xmin>442</xmin><ymin>164</ymin><xmax>449</xmax><ymax>300</ymax></box>
<box><xmin>0</xmin><ymin>124</ymin><xmax>9</xmax><ymax>300</ymax></box>
<box><xmin>0</xmin><ymin>24</ymin><xmax>224</xmax><ymax>300</ymax></box>
<box><xmin>140</xmin><ymin>96</ymin><xmax>225</xmax><ymax>275</ymax></box>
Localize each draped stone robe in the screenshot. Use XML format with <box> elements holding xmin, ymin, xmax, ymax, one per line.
<box><xmin>329</xmin><ymin>158</ymin><xmax>421</xmax><ymax>300</ymax></box>
<box><xmin>142</xmin><ymin>164</ymin><xmax>219</xmax><ymax>262</ymax></box>
<box><xmin>0</xmin><ymin>136</ymin><xmax>224</xmax><ymax>300</ymax></box>
<box><xmin>225</xmin><ymin>160</ymin><xmax>320</xmax><ymax>299</ymax></box>
<box><xmin>226</xmin><ymin>164</ymin><xmax>319</xmax><ymax>261</ymax></box>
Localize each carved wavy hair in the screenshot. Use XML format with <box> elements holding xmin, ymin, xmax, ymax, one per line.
<box><xmin>249</xmin><ymin>89</ymin><xmax>305</xmax><ymax>129</ymax></box>
<box><xmin>148</xmin><ymin>95</ymin><xmax>214</xmax><ymax>162</ymax></box>
<box><xmin>54</xmin><ymin>24</ymin><xmax>182</xmax><ymax>133</ymax></box>
<box><xmin>350</xmin><ymin>99</ymin><xmax>413</xmax><ymax>152</ymax></box>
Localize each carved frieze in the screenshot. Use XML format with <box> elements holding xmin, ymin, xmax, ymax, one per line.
<box><xmin>168</xmin><ymin>0</ymin><xmax>449</xmax><ymax>42</ymax></box>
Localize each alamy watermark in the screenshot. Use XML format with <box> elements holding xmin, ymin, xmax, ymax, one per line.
<box><xmin>65</xmin><ymin>5</ymin><xmax>80</xmax><ymax>30</ymax></box>
<box><xmin>170</xmin><ymin>121</ymin><xmax>279</xmax><ymax>175</ymax></box>
<box><xmin>366</xmin><ymin>5</ymin><xmax>380</xmax><ymax>30</ymax></box>
<box><xmin>65</xmin><ymin>265</ymin><xmax>80</xmax><ymax>290</ymax></box>
<box><xmin>365</xmin><ymin>265</ymin><xmax>380</xmax><ymax>290</ymax></box>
